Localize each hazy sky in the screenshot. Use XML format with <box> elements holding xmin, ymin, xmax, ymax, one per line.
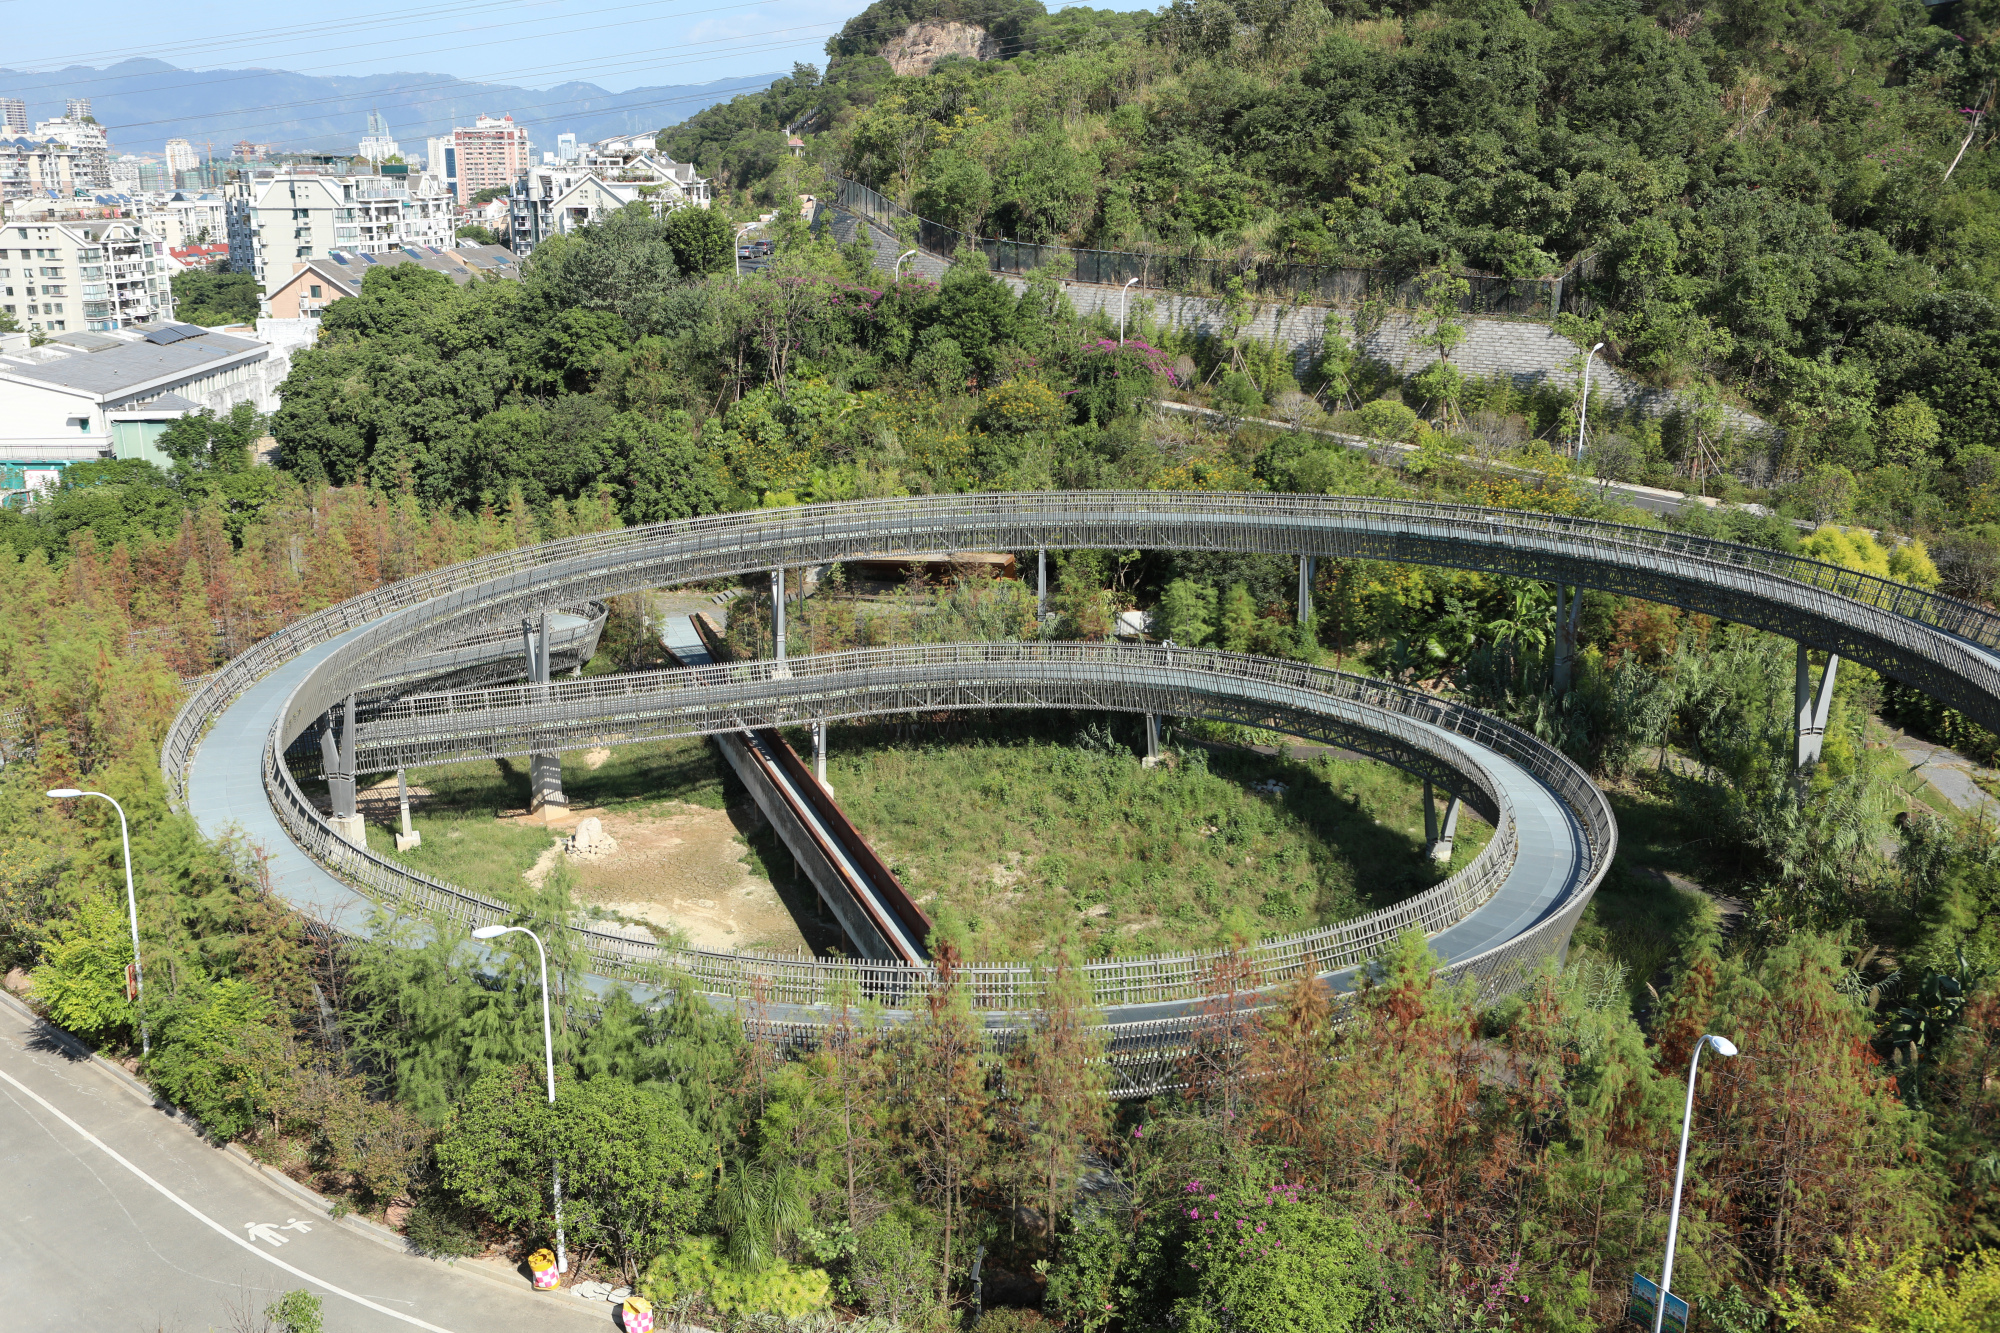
<box><xmin>2</xmin><ymin>0</ymin><xmax>1155</xmax><ymax>94</ymax></box>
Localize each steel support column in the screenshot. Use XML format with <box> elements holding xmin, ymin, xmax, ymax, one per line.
<box><xmin>773</xmin><ymin>567</ymin><xmax>787</xmax><ymax>662</ymax></box>
<box><xmin>394</xmin><ymin>767</ymin><xmax>420</xmax><ymax>851</ymax></box>
<box><xmin>1142</xmin><ymin>713</ymin><xmax>1162</xmax><ymax>767</ymax></box>
<box><xmin>814</xmin><ymin>719</ymin><xmax>828</xmax><ymax>791</ymax></box>
<box><xmin>1795</xmin><ymin>643</ymin><xmax>1839</xmax><ymax>769</ymax></box>
<box><xmin>1431</xmin><ymin>796</ymin><xmax>1462</xmax><ymax>863</ymax></box>
<box><xmin>1037</xmin><ymin>548</ymin><xmax>1047</xmax><ymax>616</ymax></box>
<box><xmin>524</xmin><ymin>612</ymin><xmax>566</xmax><ymax>819</ymax></box>
<box><xmin>1553</xmin><ymin>584</ymin><xmax>1582</xmax><ymax>694</ymax></box>
<box><xmin>1298</xmin><ymin>554</ymin><xmax>1316</xmax><ymax>629</ymax></box>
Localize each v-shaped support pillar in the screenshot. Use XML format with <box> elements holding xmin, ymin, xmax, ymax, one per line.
<box><xmin>320</xmin><ymin>692</ymin><xmax>365</xmax><ymax>847</ymax></box>
<box><xmin>1795</xmin><ymin>644</ymin><xmax>1839</xmax><ymax>771</ymax></box>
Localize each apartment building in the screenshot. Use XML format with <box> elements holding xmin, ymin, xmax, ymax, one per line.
<box><xmin>507</xmin><ymin>140</ymin><xmax>710</xmax><ymax>258</ymax></box>
<box><xmin>34</xmin><ymin>116</ymin><xmax>110</xmax><ymax>191</ymax></box>
<box><xmin>577</xmin><ymin>135</ymin><xmax>711</xmax><ymax>206</ymax></box>
<box><xmin>164</xmin><ymin>139</ymin><xmax>199</xmax><ymax>175</ymax></box>
<box><xmin>0</xmin><ymin>210</ymin><xmax>174</xmax><ymax>334</ymax></box>
<box><xmin>0</xmin><ymin>135</ymin><xmax>79</xmax><ymax>201</ymax></box>
<box><xmin>0</xmin><ymin>99</ymin><xmax>25</xmax><ymax>134</ymax></box>
<box><xmin>225</xmin><ymin>171</ymin><xmax>455</xmax><ymax>290</ymax></box>
<box><xmin>139</xmin><ymin>190</ymin><xmax>229</xmax><ymax>248</ymax></box>
<box><xmin>451</xmin><ymin>113</ymin><xmax>529</xmax><ymax>204</ymax></box>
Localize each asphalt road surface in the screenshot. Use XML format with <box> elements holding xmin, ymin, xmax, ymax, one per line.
<box><xmin>0</xmin><ymin>1001</ymin><xmax>609</xmax><ymax>1332</ymax></box>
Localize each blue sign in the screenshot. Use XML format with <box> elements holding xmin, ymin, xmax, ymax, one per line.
<box><xmin>1628</xmin><ymin>1273</ymin><xmax>1689</xmax><ymax>1332</ymax></box>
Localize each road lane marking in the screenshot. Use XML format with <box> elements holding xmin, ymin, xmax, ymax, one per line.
<box><xmin>0</xmin><ymin>1068</ymin><xmax>457</xmax><ymax>1333</ymax></box>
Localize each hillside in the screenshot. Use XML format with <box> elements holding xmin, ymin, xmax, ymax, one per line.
<box><xmin>664</xmin><ymin>0</ymin><xmax>2000</xmax><ymax>520</ymax></box>
<box><xmin>0</xmin><ymin>59</ymin><xmax>788</xmax><ymax>156</ymax></box>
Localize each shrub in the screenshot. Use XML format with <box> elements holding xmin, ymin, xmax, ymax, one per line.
<box><xmin>1172</xmin><ymin>1178</ymin><xmax>1371</xmax><ymax>1333</ymax></box>
<box><xmin>29</xmin><ymin>890</ymin><xmax>134</xmax><ymax>1043</ymax></box>
<box><xmin>403</xmin><ymin>1192</ymin><xmax>483</xmax><ymax>1259</ymax></box>
<box><xmin>265</xmin><ymin>1290</ymin><xmax>323</xmax><ymax>1333</ymax></box>
<box><xmin>145</xmin><ymin>977</ymin><xmax>287</xmax><ymax>1140</ymax></box>
<box><xmin>1351</xmin><ymin>399</ymin><xmax>1420</xmax><ymax>443</ymax></box>
<box><xmin>642</xmin><ymin>1235</ymin><xmax>833</xmax><ymax>1318</ymax></box>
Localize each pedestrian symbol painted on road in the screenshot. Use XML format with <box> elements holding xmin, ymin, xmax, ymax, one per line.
<box><xmin>245</xmin><ymin>1219</ymin><xmax>313</xmax><ymax>1247</ymax></box>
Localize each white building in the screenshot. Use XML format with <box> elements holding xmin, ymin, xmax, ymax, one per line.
<box><xmin>138</xmin><ymin>191</ymin><xmax>229</xmax><ymax>249</ymax></box>
<box><xmin>0</xmin><ymin>135</ymin><xmax>79</xmax><ymax>201</ymax></box>
<box><xmin>506</xmin><ymin>141</ymin><xmax>709</xmax><ymax>258</ymax></box>
<box><xmin>556</xmin><ymin>133</ymin><xmax>577</xmax><ymax>163</ymax></box>
<box><xmin>358</xmin><ymin>110</ymin><xmax>400</xmax><ymax>165</ymax></box>
<box><xmin>163</xmin><ymin>139</ymin><xmax>199</xmax><ymax>176</ymax></box>
<box><xmin>34</xmin><ymin>116</ymin><xmax>110</xmax><ymax>191</ymax></box>
<box><xmin>0</xmin><ymin>208</ymin><xmax>174</xmax><ymax>334</ymax></box>
<box><xmin>0</xmin><ymin>99</ymin><xmax>25</xmax><ymax>135</ymax></box>
<box><xmin>0</xmin><ymin>321</ymin><xmax>277</xmax><ymax>500</ymax></box>
<box><xmin>225</xmin><ymin>171</ymin><xmax>456</xmax><ymax>291</ymax></box>
<box><xmin>422</xmin><ymin>136</ymin><xmax>458</xmax><ymax>201</ymax></box>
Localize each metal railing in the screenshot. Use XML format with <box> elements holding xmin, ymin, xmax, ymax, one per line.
<box><xmin>264</xmin><ymin>643</ymin><xmax>1539</xmax><ymax>1012</ymax></box>
<box><xmin>167</xmin><ymin>491</ymin><xmax>2000</xmax><ymax>808</ymax></box>
<box><xmin>829</xmin><ymin>176</ymin><xmax>1587</xmax><ymax>317</ymax></box>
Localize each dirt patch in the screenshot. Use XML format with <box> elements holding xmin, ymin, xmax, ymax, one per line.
<box><xmin>583</xmin><ymin>748</ymin><xmax>612</xmax><ymax>770</ymax></box>
<box><xmin>548</xmin><ymin>802</ymin><xmax>814</xmax><ymax>953</ymax></box>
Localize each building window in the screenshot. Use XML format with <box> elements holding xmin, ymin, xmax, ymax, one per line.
<box><xmin>309</xmin><ymin>284</ymin><xmax>321</xmax><ymax>298</ymax></box>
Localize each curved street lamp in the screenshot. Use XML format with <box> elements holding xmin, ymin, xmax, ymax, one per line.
<box><xmin>1577</xmin><ymin>341</ymin><xmax>1606</xmax><ymax>459</ymax></box>
<box><xmin>1119</xmin><ymin>275</ymin><xmax>1139</xmax><ymax>346</ymax></box>
<box><xmin>48</xmin><ymin>788</ymin><xmax>145</xmax><ymax>1055</ymax></box>
<box><xmin>734</xmin><ymin>221</ymin><xmax>756</xmax><ymax>278</ymax></box>
<box><xmin>471</xmin><ymin>922</ymin><xmax>566</xmax><ymax>1274</ymax></box>
<box><xmin>894</xmin><ymin>248</ymin><xmax>917</xmax><ymax>279</ymax></box>
<box><xmin>1654</xmin><ymin>1032</ymin><xmax>1739</xmax><ymax>1332</ymax></box>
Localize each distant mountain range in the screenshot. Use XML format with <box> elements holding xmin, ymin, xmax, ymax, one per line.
<box><xmin>0</xmin><ymin>60</ymin><xmax>788</xmax><ymax>159</ymax></box>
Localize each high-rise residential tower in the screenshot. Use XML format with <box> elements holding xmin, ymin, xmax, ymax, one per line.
<box><xmin>451</xmin><ymin>113</ymin><xmax>529</xmax><ymax>204</ymax></box>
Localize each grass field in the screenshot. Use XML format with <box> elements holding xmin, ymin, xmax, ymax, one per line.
<box><xmin>341</xmin><ymin>715</ymin><xmax>1491</xmax><ymax>962</ymax></box>
<box><xmin>355</xmin><ymin>735</ymin><xmax>775</xmax><ymax>900</ymax></box>
<box><xmin>810</xmin><ymin>713</ymin><xmax>1493</xmax><ymax>960</ymax></box>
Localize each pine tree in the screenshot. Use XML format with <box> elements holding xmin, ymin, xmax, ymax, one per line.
<box><xmin>896</xmin><ymin>941</ymin><xmax>991</xmax><ymax>1309</ymax></box>
<box><xmin>1003</xmin><ymin>947</ymin><xmax>1112</xmax><ymax>1241</ymax></box>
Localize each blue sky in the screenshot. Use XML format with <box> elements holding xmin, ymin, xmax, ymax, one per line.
<box><xmin>2</xmin><ymin>0</ymin><xmax>1156</xmax><ymax>94</ymax></box>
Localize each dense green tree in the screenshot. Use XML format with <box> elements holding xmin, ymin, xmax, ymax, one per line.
<box><xmin>169</xmin><ymin>270</ymin><xmax>260</xmax><ymax>326</ymax></box>
<box><xmin>663</xmin><ymin>205</ymin><xmax>736</xmax><ymax>277</ymax></box>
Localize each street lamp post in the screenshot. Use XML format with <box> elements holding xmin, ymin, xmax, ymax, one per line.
<box><xmin>1654</xmin><ymin>1032</ymin><xmax>1739</xmax><ymax>1333</ymax></box>
<box><xmin>734</xmin><ymin>222</ymin><xmax>755</xmax><ymax>277</ymax></box>
<box><xmin>471</xmin><ymin>923</ymin><xmax>566</xmax><ymax>1275</ymax></box>
<box><xmin>1119</xmin><ymin>276</ymin><xmax>1139</xmax><ymax>346</ymax></box>
<box><xmin>47</xmin><ymin>788</ymin><xmax>146</xmax><ymax>1055</ymax></box>
<box><xmin>894</xmin><ymin>248</ymin><xmax>917</xmax><ymax>279</ymax></box>
<box><xmin>1577</xmin><ymin>341</ymin><xmax>1606</xmax><ymax>459</ymax></box>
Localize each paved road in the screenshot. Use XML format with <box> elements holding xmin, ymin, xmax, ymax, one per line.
<box><xmin>0</xmin><ymin>1002</ymin><xmax>609</xmax><ymax>1332</ymax></box>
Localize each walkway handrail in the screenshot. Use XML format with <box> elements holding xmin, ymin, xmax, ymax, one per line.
<box><xmin>264</xmin><ymin>643</ymin><xmax>1549</xmax><ymax>1013</ymax></box>
<box><xmin>165</xmin><ymin>493</ymin><xmax>2000</xmax><ymax>808</ymax></box>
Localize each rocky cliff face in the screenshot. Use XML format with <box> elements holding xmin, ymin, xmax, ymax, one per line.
<box><xmin>881</xmin><ymin>21</ymin><xmax>1000</xmax><ymax>76</ymax></box>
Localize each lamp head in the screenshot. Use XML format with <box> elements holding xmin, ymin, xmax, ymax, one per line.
<box><xmin>471</xmin><ymin>925</ymin><xmax>512</xmax><ymax>941</ymax></box>
<box><xmin>1706</xmin><ymin>1034</ymin><xmax>1739</xmax><ymax>1058</ymax></box>
<box><xmin>46</xmin><ymin>788</ymin><xmax>83</xmax><ymax>799</ymax></box>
